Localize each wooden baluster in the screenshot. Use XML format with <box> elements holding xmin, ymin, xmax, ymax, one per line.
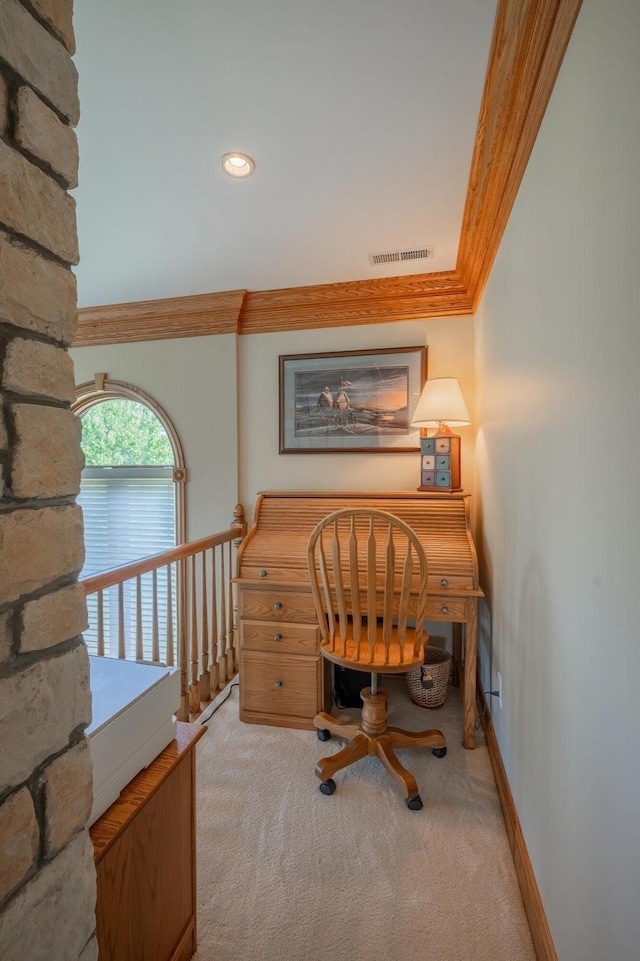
<box><xmin>135</xmin><ymin>575</ymin><xmax>143</xmax><ymax>661</ymax></box>
<box><xmin>177</xmin><ymin>556</ymin><xmax>189</xmax><ymax>721</ymax></box>
<box><xmin>209</xmin><ymin>548</ymin><xmax>219</xmax><ymax>694</ymax></box>
<box><xmin>118</xmin><ymin>583</ymin><xmax>125</xmax><ymax>659</ymax></box>
<box><xmin>226</xmin><ymin>540</ymin><xmax>235</xmax><ymax>675</ymax></box>
<box><xmin>219</xmin><ymin>544</ymin><xmax>227</xmax><ymax>684</ymax></box>
<box><xmin>188</xmin><ymin>554</ymin><xmax>200</xmax><ymax>716</ymax></box>
<box><xmin>199</xmin><ymin>551</ymin><xmax>211</xmax><ymax>702</ymax></box>
<box><xmin>166</xmin><ymin>563</ymin><xmax>174</xmax><ymax>667</ymax></box>
<box><xmin>97</xmin><ymin>590</ymin><xmax>105</xmax><ymax>657</ymax></box>
<box><xmin>151</xmin><ymin>568</ymin><xmax>159</xmax><ymax>663</ymax></box>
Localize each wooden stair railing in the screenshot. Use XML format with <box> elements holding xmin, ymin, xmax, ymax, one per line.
<box><xmin>81</xmin><ymin>505</ymin><xmax>247</xmax><ymax>720</ymax></box>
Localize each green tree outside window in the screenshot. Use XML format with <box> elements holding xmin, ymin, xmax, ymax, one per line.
<box><xmin>80</xmin><ymin>399</ymin><xmax>173</xmax><ymax>466</ymax></box>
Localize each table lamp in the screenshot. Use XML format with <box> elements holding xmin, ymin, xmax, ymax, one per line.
<box><xmin>410</xmin><ymin>377</ymin><xmax>470</xmax><ymax>491</ymax></box>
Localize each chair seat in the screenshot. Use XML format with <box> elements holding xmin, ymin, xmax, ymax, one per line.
<box><xmin>319</xmin><ymin>624</ymin><xmax>426</xmax><ymax>674</ymax></box>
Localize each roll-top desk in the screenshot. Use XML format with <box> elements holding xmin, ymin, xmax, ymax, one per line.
<box><xmin>236</xmin><ymin>490</ymin><xmax>483</xmax><ymax>749</ymax></box>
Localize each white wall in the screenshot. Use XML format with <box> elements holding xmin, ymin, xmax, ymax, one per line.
<box><xmin>239</xmin><ymin>316</ymin><xmax>475</xmax><ymax>524</ymax></box>
<box><xmin>475</xmin><ymin>1</ymin><xmax>640</xmax><ymax>958</ymax></box>
<box><xmin>72</xmin><ymin>316</ymin><xmax>474</xmax><ymax>538</ymax></box>
<box><xmin>71</xmin><ymin>335</ymin><xmax>239</xmax><ymax>539</ymax></box>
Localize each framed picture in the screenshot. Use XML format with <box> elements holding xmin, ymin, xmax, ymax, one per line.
<box><xmin>279</xmin><ymin>345</ymin><xmax>427</xmax><ymax>453</ymax></box>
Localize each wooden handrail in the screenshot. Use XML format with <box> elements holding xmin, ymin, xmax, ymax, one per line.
<box><xmin>82</xmin><ymin>526</ymin><xmax>244</xmax><ymax>595</ymax></box>
<box><xmin>81</xmin><ymin>504</ymin><xmax>247</xmax><ymax>720</ymax></box>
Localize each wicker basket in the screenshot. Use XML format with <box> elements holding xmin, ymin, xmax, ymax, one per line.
<box><xmin>406</xmin><ymin>647</ymin><xmax>451</xmax><ymax>709</ymax></box>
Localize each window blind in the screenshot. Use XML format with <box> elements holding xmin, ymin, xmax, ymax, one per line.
<box><xmin>79</xmin><ymin>466</ymin><xmax>177</xmax><ymax>661</ymax></box>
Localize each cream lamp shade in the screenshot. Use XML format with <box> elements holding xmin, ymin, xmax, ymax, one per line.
<box><xmin>410</xmin><ymin>377</ymin><xmax>470</xmax><ymax>431</ymax></box>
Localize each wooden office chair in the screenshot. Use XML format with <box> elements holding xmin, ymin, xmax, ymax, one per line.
<box><xmin>306</xmin><ymin>508</ymin><xmax>446</xmax><ymax>810</ymax></box>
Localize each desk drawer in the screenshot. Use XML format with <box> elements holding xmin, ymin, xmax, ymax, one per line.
<box><xmin>239</xmin><ymin>588</ymin><xmax>317</xmax><ymax>624</ymax></box>
<box><xmin>240</xmin><ymin>651</ymin><xmax>320</xmax><ymax>718</ymax></box>
<box><xmin>426</xmin><ymin>597</ymin><xmax>467</xmax><ymax>621</ymax></box>
<box><xmin>241</xmin><ymin>620</ymin><xmax>319</xmax><ymax>655</ymax></box>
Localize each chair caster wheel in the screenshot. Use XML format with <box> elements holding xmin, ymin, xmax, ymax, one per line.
<box><xmin>432</xmin><ymin>747</ymin><xmax>447</xmax><ymax>758</ymax></box>
<box><xmin>317</xmin><ymin>729</ymin><xmax>331</xmax><ymax>741</ymax></box>
<box><xmin>319</xmin><ymin>779</ymin><xmax>336</xmax><ymax>796</ymax></box>
<box><xmin>406</xmin><ymin>795</ymin><xmax>423</xmax><ymax>811</ymax></box>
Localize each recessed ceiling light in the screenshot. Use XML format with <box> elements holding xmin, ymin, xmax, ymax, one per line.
<box><xmin>220</xmin><ymin>152</ymin><xmax>255</xmax><ymax>178</ymax></box>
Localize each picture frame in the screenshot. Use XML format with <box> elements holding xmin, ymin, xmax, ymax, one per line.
<box><xmin>279</xmin><ymin>345</ymin><xmax>427</xmax><ymax>453</ymax></box>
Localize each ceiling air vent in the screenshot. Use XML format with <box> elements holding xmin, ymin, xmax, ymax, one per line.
<box><xmin>367</xmin><ymin>245</ymin><xmax>434</xmax><ymax>267</ymax></box>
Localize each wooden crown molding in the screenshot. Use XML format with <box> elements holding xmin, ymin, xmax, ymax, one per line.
<box><xmin>240</xmin><ymin>271</ymin><xmax>471</xmax><ymax>335</ymax></box>
<box><xmin>74</xmin><ymin>0</ymin><xmax>582</xmax><ymax>347</ymax></box>
<box><xmin>458</xmin><ymin>0</ymin><xmax>584</xmax><ymax>308</ymax></box>
<box><xmin>74</xmin><ymin>289</ymin><xmax>247</xmax><ymax>347</ymax></box>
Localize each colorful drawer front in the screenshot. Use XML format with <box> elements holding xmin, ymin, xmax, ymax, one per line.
<box><xmin>418</xmin><ymin>434</ymin><xmax>461</xmax><ymax>491</ymax></box>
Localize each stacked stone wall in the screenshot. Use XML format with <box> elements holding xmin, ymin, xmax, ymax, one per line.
<box><xmin>0</xmin><ymin>1</ymin><xmax>97</xmax><ymax>957</ymax></box>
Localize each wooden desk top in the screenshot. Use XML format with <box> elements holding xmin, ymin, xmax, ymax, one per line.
<box><xmin>238</xmin><ymin>490</ymin><xmax>482</xmax><ymax>597</ymax></box>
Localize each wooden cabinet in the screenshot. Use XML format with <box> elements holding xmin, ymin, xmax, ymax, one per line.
<box><xmin>90</xmin><ymin>722</ymin><xmax>205</xmax><ymax>961</ymax></box>
<box><xmin>237</xmin><ymin>580</ymin><xmax>330</xmax><ymax>729</ymax></box>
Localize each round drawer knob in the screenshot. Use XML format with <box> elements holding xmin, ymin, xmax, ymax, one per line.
<box><xmin>274</xmin><ymin>680</ymin><xmax>283</xmax><ymax>689</ymax></box>
<box><xmin>274</xmin><ymin>633</ymin><xmax>283</xmax><ymax>642</ymax></box>
<box><xmin>440</xmin><ymin>578</ymin><xmax>449</xmax><ymax>587</ymax></box>
<box><xmin>259</xmin><ymin>569</ymin><xmax>268</xmax><ymax>578</ymax></box>
<box><xmin>441</xmin><ymin>605</ymin><xmax>449</xmax><ymax>615</ymax></box>
<box><xmin>273</xmin><ymin>601</ymin><xmax>283</xmax><ymax>611</ymax></box>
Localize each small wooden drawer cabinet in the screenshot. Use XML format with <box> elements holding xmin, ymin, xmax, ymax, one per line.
<box><xmin>237</xmin><ymin>581</ymin><xmax>330</xmax><ymax>729</ymax></box>
<box><xmin>419</xmin><ymin>434</ymin><xmax>461</xmax><ymax>491</ymax></box>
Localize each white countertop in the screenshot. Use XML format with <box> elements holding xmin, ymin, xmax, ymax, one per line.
<box><xmin>88</xmin><ymin>655</ymin><xmax>177</xmax><ymax>735</ymax></box>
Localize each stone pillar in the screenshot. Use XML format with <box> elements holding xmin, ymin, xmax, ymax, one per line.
<box><xmin>0</xmin><ymin>1</ymin><xmax>97</xmax><ymax>958</ymax></box>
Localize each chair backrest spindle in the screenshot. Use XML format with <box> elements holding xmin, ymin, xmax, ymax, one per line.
<box><xmin>366</xmin><ymin>518</ymin><xmax>377</xmax><ymax>657</ymax></box>
<box><xmin>332</xmin><ymin>519</ymin><xmax>348</xmax><ymax>657</ymax></box>
<box><xmin>382</xmin><ymin>523</ymin><xmax>395</xmax><ymax>664</ymax></box>
<box><xmin>349</xmin><ymin>516</ymin><xmax>362</xmax><ymax>659</ymax></box>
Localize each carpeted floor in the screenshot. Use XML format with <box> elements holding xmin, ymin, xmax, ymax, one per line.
<box><xmin>192</xmin><ymin>677</ymin><xmax>535</xmax><ymax>961</ymax></box>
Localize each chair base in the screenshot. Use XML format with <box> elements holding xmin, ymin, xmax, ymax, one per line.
<box><xmin>313</xmin><ymin>687</ymin><xmax>446</xmax><ymax>804</ymax></box>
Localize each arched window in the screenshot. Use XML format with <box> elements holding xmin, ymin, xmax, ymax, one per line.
<box><xmin>73</xmin><ymin>377</ymin><xmax>186</xmax><ymax>659</ymax></box>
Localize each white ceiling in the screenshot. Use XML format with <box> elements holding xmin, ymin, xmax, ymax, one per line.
<box><xmin>73</xmin><ymin>0</ymin><xmax>498</xmax><ymax>309</ymax></box>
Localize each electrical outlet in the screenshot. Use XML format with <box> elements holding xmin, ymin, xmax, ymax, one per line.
<box><xmin>497</xmin><ymin>672</ymin><xmax>503</xmax><ymax>709</ymax></box>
